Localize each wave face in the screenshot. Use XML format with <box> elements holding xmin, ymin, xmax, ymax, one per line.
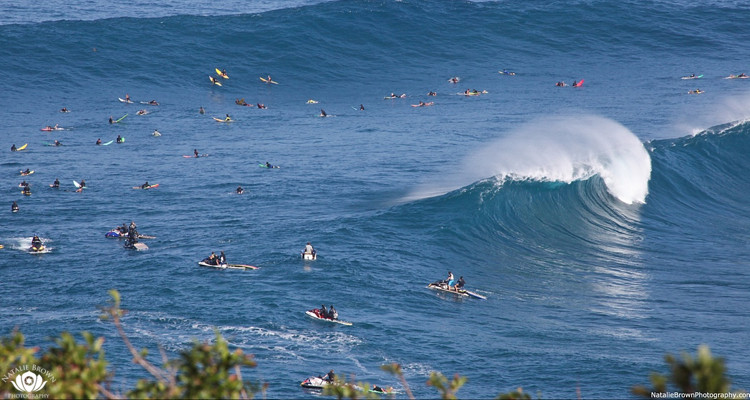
<box><xmin>2</xmin><ymin>1</ymin><xmax>750</xmax><ymax>399</ymax></box>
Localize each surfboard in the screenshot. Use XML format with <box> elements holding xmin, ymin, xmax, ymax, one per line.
<box><xmin>215</xmin><ymin>68</ymin><xmax>228</xmax><ymax>79</ymax></box>
<box><xmin>114</xmin><ymin>114</ymin><xmax>128</xmax><ymax>123</ymax></box>
<box><xmin>129</xmin><ymin>242</ymin><xmax>148</xmax><ymax>251</ymax></box>
<box><xmin>259</xmin><ymin>164</ymin><xmax>280</xmax><ymax>169</ymax></box>
<box><xmin>209</xmin><ymin>76</ymin><xmax>222</xmax><ymax>86</ymax></box>
<box><xmin>118</xmin><ymin>97</ymin><xmax>133</xmax><ymax>103</ymax></box>
<box><xmin>573</xmin><ymin>79</ymin><xmax>584</xmax><ymax>87</ymax></box>
<box><xmin>132</xmin><ymin>184</ymin><xmax>159</xmax><ymax>190</ymax></box>
<box><xmin>213</xmin><ymin>117</ymin><xmax>232</xmax><ymax>122</ymax></box>
<box><xmin>183</xmin><ymin>154</ymin><xmax>208</xmax><ymax>158</ymax></box>
<box><xmin>73</xmin><ymin>180</ymin><xmax>87</xmax><ymax>189</ymax></box>
<box><xmin>681</xmin><ymin>74</ymin><xmax>703</xmax><ymax>80</ymax></box>
<box><xmin>17</xmin><ymin>144</ymin><xmax>28</xmax><ymax>151</ymax></box>
<box><xmin>20</xmin><ymin>170</ymin><xmax>34</xmax><ymax>176</ymax></box>
<box><xmin>102</xmin><ymin>140</ymin><xmax>114</xmax><ymax>146</ymax></box>
<box><xmin>411</xmin><ymin>102</ymin><xmax>434</xmax><ymax>107</ymax></box>
<box><xmin>259</xmin><ymin>77</ymin><xmax>278</xmax><ymax>84</ymax></box>
<box><xmin>198</xmin><ymin>261</ymin><xmax>259</xmax><ymax>270</ymax></box>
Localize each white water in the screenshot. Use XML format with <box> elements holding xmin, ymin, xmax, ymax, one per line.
<box><xmin>409</xmin><ymin>115</ymin><xmax>652</xmax><ymax>205</ymax></box>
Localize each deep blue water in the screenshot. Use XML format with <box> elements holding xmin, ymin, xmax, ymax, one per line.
<box><xmin>1</xmin><ymin>1</ymin><xmax>749</xmax><ymax>398</ymax></box>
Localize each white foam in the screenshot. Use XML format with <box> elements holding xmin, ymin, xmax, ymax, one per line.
<box><xmin>408</xmin><ymin>115</ymin><xmax>652</xmax><ymax>205</ymax></box>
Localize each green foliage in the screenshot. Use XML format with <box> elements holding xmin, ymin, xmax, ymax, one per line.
<box><xmin>426</xmin><ymin>371</ymin><xmax>467</xmax><ymax>400</ymax></box>
<box><xmin>321</xmin><ymin>374</ymin><xmax>383</xmax><ymax>400</ymax></box>
<box><xmin>632</xmin><ymin>345</ymin><xmax>738</xmax><ymax>397</ymax></box>
<box><xmin>496</xmin><ymin>387</ymin><xmax>532</xmax><ymax>400</ymax></box>
<box><xmin>40</xmin><ymin>331</ymin><xmax>109</xmax><ymax>399</ymax></box>
<box><xmin>0</xmin><ymin>331</ymin><xmax>40</xmax><ymax>399</ymax></box>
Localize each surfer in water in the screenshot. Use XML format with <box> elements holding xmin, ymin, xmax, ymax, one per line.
<box><xmin>320</xmin><ymin>109</ymin><xmax>327</xmax><ymax>117</ymax></box>
<box><xmin>11</xmin><ymin>201</ymin><xmax>19</xmax><ymax>212</ymax></box>
<box><xmin>194</xmin><ymin>149</ymin><xmax>199</xmax><ymax>158</ymax></box>
<box><xmin>199</xmin><ymin>106</ymin><xmax>205</xmax><ymax>114</ymax></box>
<box><xmin>52</xmin><ymin>178</ymin><xmax>60</xmax><ymax>188</ymax></box>
<box><xmin>96</xmin><ymin>138</ymin><xmax>102</xmax><ymax>145</ymax></box>
<box><xmin>11</xmin><ymin>144</ymin><xmax>16</xmax><ymax>151</ymax></box>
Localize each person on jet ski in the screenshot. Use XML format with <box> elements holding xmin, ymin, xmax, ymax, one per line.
<box><xmin>445</xmin><ymin>271</ymin><xmax>455</xmax><ymax>289</ymax></box>
<box><xmin>454</xmin><ymin>276</ymin><xmax>465</xmax><ymax>291</ymax></box>
<box><xmin>324</xmin><ymin>370</ymin><xmax>335</xmax><ymax>382</ymax></box>
<box><xmin>31</xmin><ymin>235</ymin><xmax>42</xmax><ymax>249</ymax></box>
<box><xmin>219</xmin><ymin>251</ymin><xmax>226</xmax><ymax>265</ymax></box>
<box><xmin>329</xmin><ymin>305</ymin><xmax>338</xmax><ymax>320</ymax></box>
<box><xmin>304</xmin><ymin>242</ymin><xmax>316</xmax><ymax>257</ymax></box>
<box><xmin>320</xmin><ymin>304</ymin><xmax>329</xmax><ymax>319</ymax></box>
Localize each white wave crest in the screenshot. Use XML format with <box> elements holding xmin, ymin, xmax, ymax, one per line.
<box><xmin>410</xmin><ymin>115</ymin><xmax>652</xmax><ymax>204</ymax></box>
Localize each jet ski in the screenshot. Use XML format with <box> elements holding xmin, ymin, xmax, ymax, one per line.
<box><xmin>426</xmin><ymin>280</ymin><xmax>486</xmax><ymax>300</ymax></box>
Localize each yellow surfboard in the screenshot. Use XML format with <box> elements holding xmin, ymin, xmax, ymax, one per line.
<box><xmin>215</xmin><ymin>68</ymin><xmax>228</xmax><ymax>79</ymax></box>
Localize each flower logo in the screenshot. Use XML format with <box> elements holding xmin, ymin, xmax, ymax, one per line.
<box><xmin>12</xmin><ymin>371</ymin><xmax>47</xmax><ymax>393</ymax></box>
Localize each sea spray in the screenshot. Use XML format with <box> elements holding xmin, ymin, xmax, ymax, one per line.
<box><xmin>408</xmin><ymin>115</ymin><xmax>652</xmax><ymax>205</ymax></box>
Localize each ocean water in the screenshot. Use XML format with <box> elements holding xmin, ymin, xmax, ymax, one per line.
<box><xmin>1</xmin><ymin>1</ymin><xmax>750</xmax><ymax>398</ymax></box>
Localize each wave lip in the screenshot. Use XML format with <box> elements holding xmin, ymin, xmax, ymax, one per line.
<box><xmin>410</xmin><ymin>115</ymin><xmax>652</xmax><ymax>205</ymax></box>
<box><xmin>474</xmin><ymin>116</ymin><xmax>652</xmax><ymax>204</ymax></box>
